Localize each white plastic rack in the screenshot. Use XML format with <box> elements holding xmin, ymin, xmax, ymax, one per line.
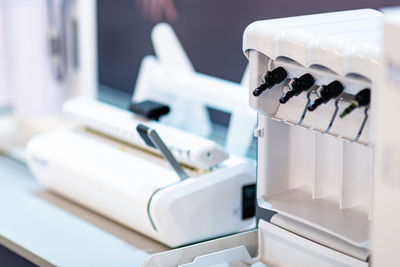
<box><xmin>246</xmin><ymin>8</ymin><xmax>382</xmax><ymax>259</ymax></box>
<box><xmin>143</xmin><ymin>9</ymin><xmax>384</xmax><ymax>267</ymax></box>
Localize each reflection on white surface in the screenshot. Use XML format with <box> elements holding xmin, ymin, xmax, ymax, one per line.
<box><xmin>0</xmin><ymin>155</ymin><xmax>151</xmax><ymax>266</ymax></box>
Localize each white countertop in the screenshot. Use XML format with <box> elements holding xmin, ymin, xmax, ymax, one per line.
<box><xmin>0</xmin><ymin>154</ymin><xmax>168</xmax><ymax>266</ymax></box>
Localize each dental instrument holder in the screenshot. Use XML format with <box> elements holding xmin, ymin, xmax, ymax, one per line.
<box><xmin>142</xmin><ymin>9</ymin><xmax>381</xmax><ymax>267</ymax></box>
<box><xmin>137</xmin><ymin>123</ymin><xmax>189</xmax><ymax>181</ymax></box>
<box><xmin>245</xmin><ymin>8</ymin><xmax>381</xmax><ymax>264</ymax></box>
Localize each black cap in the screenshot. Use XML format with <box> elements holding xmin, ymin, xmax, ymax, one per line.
<box><xmin>252</xmin><ymin>67</ymin><xmax>287</xmax><ymax>97</ymax></box>
<box><xmin>308</xmin><ymin>80</ymin><xmax>344</xmax><ymax>111</ymax></box>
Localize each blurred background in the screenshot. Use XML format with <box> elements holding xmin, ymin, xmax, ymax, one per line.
<box><xmin>98</xmin><ymin>0</ymin><xmax>399</xmax><ymax>95</ymax></box>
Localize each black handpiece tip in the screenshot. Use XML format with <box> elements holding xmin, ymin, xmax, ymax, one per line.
<box><xmin>307</xmin><ymin>103</ymin><xmax>317</xmax><ymax>111</ymax></box>
<box><xmin>279</xmin><ymin>94</ymin><xmax>289</xmax><ymax>104</ymax></box>
<box><xmin>253</xmin><ymin>83</ymin><xmax>269</xmax><ymax>97</ymax></box>
<box><xmin>339</xmin><ymin>103</ymin><xmax>357</xmax><ymax>118</ymax></box>
<box><xmin>279</xmin><ymin>85</ymin><xmax>297</xmax><ymax>104</ymax></box>
<box><xmin>307</xmin><ymin>98</ymin><xmax>322</xmax><ymax>112</ymax></box>
<box><xmin>253</xmin><ymin>87</ymin><xmax>262</xmax><ymax>96</ymax></box>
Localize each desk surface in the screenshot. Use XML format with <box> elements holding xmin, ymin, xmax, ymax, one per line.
<box><xmin>0</xmin><ymin>154</ymin><xmax>168</xmax><ymax>266</ymax></box>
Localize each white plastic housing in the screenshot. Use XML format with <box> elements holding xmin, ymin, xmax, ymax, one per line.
<box><xmin>244</xmin><ymin>8</ymin><xmax>382</xmax><ymax>253</ymax></box>
<box><xmin>142</xmin><ymin>221</ymin><xmax>367</xmax><ymax>267</ymax></box>
<box><xmin>26</xmin><ymin>127</ymin><xmax>255</xmax><ymax>247</ymax></box>
<box><xmin>63</xmin><ymin>97</ymin><xmax>229</xmax><ymax>170</ymax></box>
<box><xmin>142</xmin><ymin>9</ymin><xmax>384</xmax><ymax>267</ymax></box>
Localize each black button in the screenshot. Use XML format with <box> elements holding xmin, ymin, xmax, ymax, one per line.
<box><xmin>242</xmin><ymin>184</ymin><xmax>256</xmax><ymax>220</ymax></box>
